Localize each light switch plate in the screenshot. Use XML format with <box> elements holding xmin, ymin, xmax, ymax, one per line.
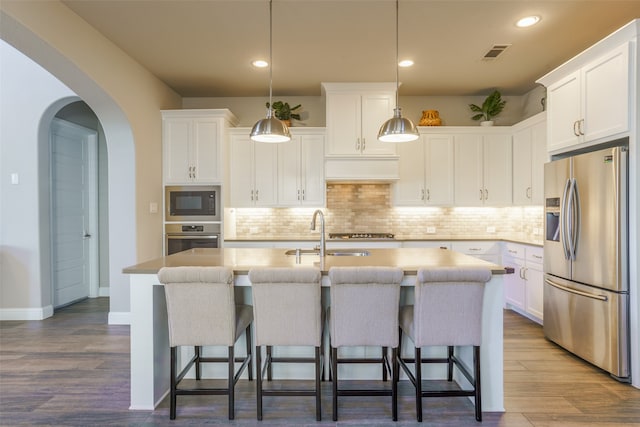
<box><xmin>10</xmin><ymin>173</ymin><xmax>19</xmax><ymax>185</ymax></box>
<box><xmin>486</xmin><ymin>226</ymin><xmax>496</xmax><ymax>233</ymax></box>
<box><xmin>426</xmin><ymin>226</ymin><xmax>436</xmax><ymax>234</ymax></box>
<box><xmin>149</xmin><ymin>202</ymin><xmax>158</xmax><ymax>214</ymax></box>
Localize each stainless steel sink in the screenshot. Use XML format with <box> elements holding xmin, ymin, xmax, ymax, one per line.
<box><xmin>284</xmin><ymin>249</ymin><xmax>370</xmax><ymax>257</ymax></box>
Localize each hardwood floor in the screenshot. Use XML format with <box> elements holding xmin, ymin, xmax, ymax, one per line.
<box><xmin>1</xmin><ymin>298</ymin><xmax>638</xmax><ymax>426</ymax></box>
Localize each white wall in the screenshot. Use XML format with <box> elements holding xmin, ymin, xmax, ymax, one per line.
<box><xmin>0</xmin><ymin>40</ymin><xmax>76</xmax><ymax>319</ymax></box>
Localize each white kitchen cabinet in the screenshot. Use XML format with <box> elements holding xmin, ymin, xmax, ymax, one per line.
<box><xmin>162</xmin><ymin>109</ymin><xmax>238</xmax><ymax>184</ymax></box>
<box><xmin>394</xmin><ymin>133</ymin><xmax>454</xmax><ymax>206</ymax></box>
<box><xmin>228</xmin><ymin>131</ymin><xmax>278</xmax><ymax>207</ymax></box>
<box><xmin>512</xmin><ymin>113</ymin><xmax>547</xmax><ymax>205</ymax></box>
<box><xmin>542</xmin><ymin>42</ymin><xmax>630</xmax><ymax>153</ymax></box>
<box><xmin>502</xmin><ymin>242</ymin><xmax>544</xmax><ymax>324</ymax></box>
<box><xmin>454</xmin><ymin>132</ymin><xmax>512</xmax><ymax>206</ymax></box>
<box><xmin>402</xmin><ymin>241</ymin><xmax>452</xmax><ymax>250</ymax></box>
<box><xmin>278</xmin><ymin>131</ymin><xmax>325</xmax><ymax>207</ymax></box>
<box><xmin>323</xmin><ymin>83</ymin><xmax>397</xmax><ymax>157</ymax></box>
<box><xmin>451</xmin><ymin>241</ymin><xmax>501</xmax><ymax>265</ymax></box>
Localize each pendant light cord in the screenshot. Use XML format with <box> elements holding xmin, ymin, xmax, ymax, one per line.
<box><xmin>268</xmin><ymin>0</ymin><xmax>274</xmax><ymax>114</ymax></box>
<box><xmin>395</xmin><ymin>0</ymin><xmax>399</xmax><ymax>109</ymax></box>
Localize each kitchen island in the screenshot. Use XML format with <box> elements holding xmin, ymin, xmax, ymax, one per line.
<box><xmin>124</xmin><ymin>247</ymin><xmax>507</xmax><ymax>413</ymax></box>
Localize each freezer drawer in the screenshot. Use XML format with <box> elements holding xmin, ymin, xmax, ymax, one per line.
<box><xmin>543</xmin><ymin>274</ymin><xmax>629</xmax><ymax>380</ymax></box>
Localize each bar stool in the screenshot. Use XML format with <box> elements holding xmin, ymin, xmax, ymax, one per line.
<box><xmin>158</xmin><ymin>266</ymin><xmax>253</xmax><ymax>420</ymax></box>
<box><xmin>248</xmin><ymin>267</ymin><xmax>324</xmax><ymax>421</ymax></box>
<box><xmin>397</xmin><ymin>267</ymin><xmax>491</xmax><ymax>422</ymax></box>
<box><xmin>328</xmin><ymin>266</ymin><xmax>403</xmax><ymax>422</ymax></box>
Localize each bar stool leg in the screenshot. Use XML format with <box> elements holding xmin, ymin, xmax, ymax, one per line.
<box><xmin>392</xmin><ymin>347</ymin><xmax>398</xmax><ymax>421</ymax></box>
<box><xmin>256</xmin><ymin>345</ymin><xmax>263</xmax><ymax>420</ymax></box>
<box><xmin>474</xmin><ymin>346</ymin><xmax>482</xmax><ymax>422</ymax></box>
<box><xmin>447</xmin><ymin>345</ymin><xmax>454</xmax><ymax>382</ymax></box>
<box><xmin>228</xmin><ymin>346</ymin><xmax>235</xmax><ymax>420</ymax></box>
<box><xmin>315</xmin><ymin>346</ymin><xmax>322</xmax><ymax>421</ymax></box>
<box><xmin>415</xmin><ymin>347</ymin><xmax>422</xmax><ymax>422</ymax></box>
<box><xmin>195</xmin><ymin>346</ymin><xmax>201</xmax><ymax>380</ymax></box>
<box><xmin>246</xmin><ymin>324</ymin><xmax>253</xmax><ymax>381</ymax></box>
<box><xmin>170</xmin><ymin>347</ymin><xmax>177</xmax><ymax>420</ymax></box>
<box><xmin>382</xmin><ymin>346</ymin><xmax>388</xmax><ymax>381</ymax></box>
<box><xmin>266</xmin><ymin>346</ymin><xmax>273</xmax><ymax>381</ymax></box>
<box><xmin>332</xmin><ymin>346</ymin><xmax>338</xmax><ymax>421</ymax></box>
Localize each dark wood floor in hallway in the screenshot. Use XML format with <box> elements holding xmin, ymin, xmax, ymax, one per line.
<box><xmin>1</xmin><ymin>298</ymin><xmax>638</xmax><ymax>426</ymax></box>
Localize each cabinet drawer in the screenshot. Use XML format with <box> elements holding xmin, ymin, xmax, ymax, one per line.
<box><xmin>526</xmin><ymin>246</ymin><xmax>544</xmax><ymax>265</ymax></box>
<box><xmin>503</xmin><ymin>242</ymin><xmax>525</xmax><ymax>259</ymax></box>
<box><xmin>451</xmin><ymin>241</ymin><xmax>500</xmax><ymax>255</ymax></box>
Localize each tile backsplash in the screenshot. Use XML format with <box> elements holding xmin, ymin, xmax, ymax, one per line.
<box><xmin>225</xmin><ymin>183</ymin><xmax>543</xmax><ymax>244</ymax></box>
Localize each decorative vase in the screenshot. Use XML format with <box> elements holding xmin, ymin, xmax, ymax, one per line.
<box><xmin>419</xmin><ymin>110</ymin><xmax>442</xmax><ymax>126</ymax></box>
<box><xmin>480</xmin><ymin>120</ymin><xmax>494</xmax><ymax>127</ymax></box>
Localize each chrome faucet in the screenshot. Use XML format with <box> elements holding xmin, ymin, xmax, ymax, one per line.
<box><xmin>310</xmin><ymin>209</ymin><xmax>326</xmax><ymax>257</ymax></box>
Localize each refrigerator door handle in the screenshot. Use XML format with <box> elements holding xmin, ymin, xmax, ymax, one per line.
<box><xmin>567</xmin><ymin>178</ymin><xmax>580</xmax><ymax>261</ymax></box>
<box><xmin>561</xmin><ymin>178</ymin><xmax>572</xmax><ymax>260</ymax></box>
<box><xmin>545</xmin><ymin>279</ymin><xmax>608</xmax><ymax>301</ymax></box>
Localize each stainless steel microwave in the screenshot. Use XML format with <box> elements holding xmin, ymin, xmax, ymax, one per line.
<box><xmin>165</xmin><ymin>185</ymin><xmax>221</xmax><ymax>222</ymax></box>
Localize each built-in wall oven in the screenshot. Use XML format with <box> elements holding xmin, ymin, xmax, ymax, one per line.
<box><xmin>165</xmin><ymin>223</ymin><xmax>220</xmax><ymax>255</ymax></box>
<box><xmin>165</xmin><ymin>185</ymin><xmax>221</xmax><ymax>222</ymax></box>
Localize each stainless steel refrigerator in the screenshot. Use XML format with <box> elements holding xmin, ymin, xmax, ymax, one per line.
<box><xmin>543</xmin><ymin>144</ymin><xmax>630</xmax><ymax>381</ymax></box>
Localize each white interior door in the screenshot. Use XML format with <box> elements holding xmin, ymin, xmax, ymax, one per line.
<box><xmin>50</xmin><ymin>118</ymin><xmax>98</xmax><ymax>308</ymax></box>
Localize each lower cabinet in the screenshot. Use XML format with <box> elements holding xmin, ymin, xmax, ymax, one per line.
<box><xmin>451</xmin><ymin>241</ymin><xmax>501</xmax><ymax>265</ymax></box>
<box><xmin>502</xmin><ymin>242</ymin><xmax>543</xmax><ymax>324</ymax></box>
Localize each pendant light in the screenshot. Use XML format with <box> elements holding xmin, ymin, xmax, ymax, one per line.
<box><xmin>250</xmin><ymin>0</ymin><xmax>291</xmax><ymax>143</ymax></box>
<box><xmin>377</xmin><ymin>0</ymin><xmax>419</xmax><ymax>142</ymax></box>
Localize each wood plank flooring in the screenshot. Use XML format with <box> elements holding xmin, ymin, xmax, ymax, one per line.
<box><xmin>1</xmin><ymin>298</ymin><xmax>638</xmax><ymax>426</ymax></box>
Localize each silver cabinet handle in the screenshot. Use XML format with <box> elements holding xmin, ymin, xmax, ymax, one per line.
<box><xmin>426</xmin><ymin>189</ymin><xmax>430</xmax><ymax>201</ymax></box>
<box><xmin>578</xmin><ymin>119</ymin><xmax>585</xmax><ymax>136</ymax></box>
<box><xmin>479</xmin><ymin>189</ymin><xmax>484</xmax><ymax>200</ymax></box>
<box><xmin>250</xmin><ymin>190</ymin><xmax>254</xmax><ymax>201</ymax></box>
<box><xmin>532</xmin><ymin>254</ymin><xmax>543</xmax><ymax>260</ymax></box>
<box><xmin>356</xmin><ymin>138</ymin><xmax>360</xmax><ymax>151</ymax></box>
<box><xmin>573</xmin><ymin>120</ymin><xmax>580</xmax><ymax>137</ymax></box>
<box><xmin>302</xmin><ymin>189</ymin><xmax>305</xmax><ymax>200</ymax></box>
<box><xmin>484</xmin><ymin>188</ymin><xmax>488</xmax><ymax>200</ymax></box>
<box><xmin>526</xmin><ymin>186</ymin><xmax>532</xmax><ymax>199</ymax></box>
<box><xmin>255</xmin><ymin>189</ymin><xmax>259</xmax><ymax>201</ymax></box>
<box><xmin>421</xmin><ymin>189</ymin><xmax>425</xmax><ymax>200</ymax></box>
<box><xmin>362</xmin><ymin>138</ymin><xmax>365</xmax><ymax>151</ymax></box>
<box><xmin>545</xmin><ymin>279</ymin><xmax>607</xmax><ymax>301</ymax></box>
<box><xmin>297</xmin><ymin>189</ymin><xmax>300</xmax><ymax>200</ymax></box>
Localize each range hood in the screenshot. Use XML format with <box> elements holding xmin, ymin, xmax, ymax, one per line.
<box><xmin>325</xmin><ymin>157</ymin><xmax>399</xmax><ymax>182</ymax></box>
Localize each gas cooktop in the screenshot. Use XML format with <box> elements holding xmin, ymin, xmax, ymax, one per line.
<box><xmin>329</xmin><ymin>232</ymin><xmax>395</xmax><ymax>240</ymax></box>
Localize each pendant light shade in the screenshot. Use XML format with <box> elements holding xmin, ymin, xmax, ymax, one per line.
<box><xmin>250</xmin><ymin>0</ymin><xmax>291</xmax><ymax>143</ymax></box>
<box><xmin>377</xmin><ymin>0</ymin><xmax>419</xmax><ymax>143</ymax></box>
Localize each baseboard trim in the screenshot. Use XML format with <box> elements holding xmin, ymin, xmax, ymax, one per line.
<box><xmin>0</xmin><ymin>305</ymin><xmax>54</xmax><ymax>321</ymax></box>
<box><xmin>108</xmin><ymin>311</ymin><xmax>131</xmax><ymax>325</ymax></box>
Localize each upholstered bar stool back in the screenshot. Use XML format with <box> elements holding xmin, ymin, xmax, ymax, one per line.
<box><xmin>328</xmin><ymin>266</ymin><xmax>403</xmax><ymax>421</ymax></box>
<box><xmin>397</xmin><ymin>266</ymin><xmax>491</xmax><ymax>422</ymax></box>
<box><xmin>158</xmin><ymin>266</ymin><xmax>253</xmax><ymax>420</ymax></box>
<box><xmin>248</xmin><ymin>267</ymin><xmax>323</xmax><ymax>421</ymax></box>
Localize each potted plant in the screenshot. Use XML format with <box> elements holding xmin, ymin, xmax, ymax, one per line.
<box><xmin>469</xmin><ymin>90</ymin><xmax>506</xmax><ymax>126</ymax></box>
<box><xmin>266</xmin><ymin>101</ymin><xmax>302</xmax><ymax>126</ymax></box>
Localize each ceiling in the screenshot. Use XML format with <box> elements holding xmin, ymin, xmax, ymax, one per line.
<box><xmin>61</xmin><ymin>0</ymin><xmax>640</xmax><ymax>97</ymax></box>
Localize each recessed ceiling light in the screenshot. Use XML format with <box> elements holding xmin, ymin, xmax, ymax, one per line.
<box><xmin>516</xmin><ymin>16</ymin><xmax>540</xmax><ymax>28</ymax></box>
<box><xmin>398</xmin><ymin>59</ymin><xmax>414</xmax><ymax>67</ymax></box>
<box><xmin>252</xmin><ymin>60</ymin><xmax>269</xmax><ymax>68</ymax></box>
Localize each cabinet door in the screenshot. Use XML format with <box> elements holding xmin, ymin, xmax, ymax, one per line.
<box><xmin>163</xmin><ymin>118</ymin><xmax>192</xmax><ymax>184</ymax></box>
<box><xmin>394</xmin><ymin>137</ymin><xmax>425</xmax><ymax>205</ymax></box>
<box><xmin>483</xmin><ymin>134</ymin><xmax>512</xmax><ymax>206</ymax></box>
<box><xmin>512</xmin><ymin>128</ymin><xmax>532</xmax><ymax>205</ymax></box>
<box><xmin>425</xmin><ymin>135</ymin><xmax>454</xmax><ymax>205</ymax></box>
<box><xmin>326</xmin><ymin>93</ymin><xmax>361</xmax><ymax>156</ymax></box>
<box><xmin>229</xmin><ymin>134</ymin><xmax>254</xmax><ymax>207</ymax></box>
<box><xmin>454</xmin><ymin>134</ymin><xmax>483</xmax><ymax>205</ymax></box>
<box><xmin>360</xmin><ymin>93</ymin><xmax>396</xmax><ymax>156</ymax></box>
<box><xmin>547</xmin><ymin>71</ymin><xmax>581</xmax><ymax>152</ymax></box>
<box><xmin>300</xmin><ymin>134</ymin><xmax>325</xmax><ymax>206</ymax></box>
<box><xmin>530</xmin><ymin>121</ymin><xmax>547</xmax><ymax>205</ymax></box>
<box><xmin>192</xmin><ymin>119</ymin><xmax>220</xmax><ymax>183</ymax></box>
<box><xmin>253</xmin><ymin>142</ymin><xmax>278</xmax><ymax>206</ymax></box>
<box><xmin>525</xmin><ymin>262</ymin><xmax>544</xmax><ymax>321</ymax></box>
<box><xmin>277</xmin><ymin>137</ymin><xmax>302</xmax><ymax>206</ymax></box>
<box><xmin>504</xmin><ymin>257</ymin><xmax>526</xmax><ymax>310</ymax></box>
<box><xmin>582</xmin><ymin>42</ymin><xmax>629</xmax><ymax>142</ymax></box>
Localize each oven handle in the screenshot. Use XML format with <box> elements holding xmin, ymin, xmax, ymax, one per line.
<box><xmin>545</xmin><ymin>279</ymin><xmax>608</xmax><ymax>301</ymax></box>
<box><xmin>166</xmin><ymin>234</ymin><xmax>219</xmax><ymax>240</ymax></box>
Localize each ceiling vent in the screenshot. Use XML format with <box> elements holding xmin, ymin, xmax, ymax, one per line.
<box><xmin>483</xmin><ymin>44</ymin><xmax>511</xmax><ymax>60</ymax></box>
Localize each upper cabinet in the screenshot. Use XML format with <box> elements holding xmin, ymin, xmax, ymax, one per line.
<box><xmin>512</xmin><ymin>113</ymin><xmax>547</xmax><ymax>205</ymax></box>
<box><xmin>394</xmin><ymin>132</ymin><xmax>454</xmax><ymax>206</ymax></box>
<box><xmin>322</xmin><ymin>83</ymin><xmax>397</xmax><ymax>157</ymax></box>
<box><xmin>537</xmin><ymin>19</ymin><xmax>638</xmax><ymax>155</ymax></box>
<box><xmin>228</xmin><ymin>131</ymin><xmax>278</xmax><ymax>208</ymax></box>
<box><xmin>162</xmin><ymin>109</ymin><xmax>238</xmax><ymax>185</ymax></box>
<box><xmin>228</xmin><ymin>128</ymin><xmax>325</xmax><ymax>208</ymax></box>
<box><xmin>454</xmin><ymin>130</ymin><xmax>512</xmax><ymax>206</ymax></box>
<box><xmin>277</xmin><ymin>130</ymin><xmax>325</xmax><ymax>207</ymax></box>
